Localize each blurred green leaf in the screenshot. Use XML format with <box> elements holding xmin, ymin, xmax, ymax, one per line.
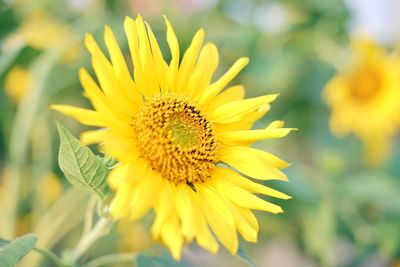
<box><xmin>301</xmin><ymin>201</ymin><xmax>335</xmax><ymax>266</ymax></box>
<box><xmin>344</xmin><ymin>171</ymin><xmax>400</xmax><ymax>214</ymax></box>
<box><xmin>56</xmin><ymin>121</ymin><xmax>112</xmax><ymax>200</ymax></box>
<box><xmin>102</xmin><ymin>156</ymin><xmax>118</xmax><ymax>169</ymax></box>
<box><xmin>0</xmin><ymin>234</ymin><xmax>38</xmax><ymax>266</ymax></box>
<box><xmin>0</xmin><ymin>44</ymin><xmax>23</xmax><ymax>78</ymax></box>
<box><xmin>236</xmin><ymin>246</ymin><xmax>256</xmax><ymax>267</ymax></box>
<box><xmin>0</xmin><ymin>238</ymin><xmax>8</xmax><ymax>247</ymax></box>
<box><xmin>136</xmin><ymin>250</ymin><xmax>187</xmax><ymax>267</ymax></box>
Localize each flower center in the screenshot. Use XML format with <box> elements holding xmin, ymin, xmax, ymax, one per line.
<box><xmin>134</xmin><ymin>94</ymin><xmax>218</xmax><ymax>184</ymax></box>
<box><xmin>350</xmin><ymin>67</ymin><xmax>382</xmax><ymax>101</ymax></box>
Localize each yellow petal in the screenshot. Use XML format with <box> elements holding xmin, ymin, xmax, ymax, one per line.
<box><xmin>218</xmin><ymin>121</ymin><xmax>296</xmax><ymax>146</ymax></box>
<box><xmin>51</xmin><ymin>105</ymin><xmax>106</xmax><ymax>127</ymax></box>
<box><xmin>237</xmin><ymin>206</ymin><xmax>259</xmax><ymax>233</ymax></box>
<box><xmin>110</xmin><ymin>184</ymin><xmax>133</xmax><ymax>219</ymax></box>
<box><xmin>124</xmin><ymin>17</ymin><xmax>145</xmax><ymax>87</ymax></box>
<box><xmin>214</xmin><ymin>180</ymin><xmax>283</xmax><ymax>214</ymax></box>
<box><xmin>218</xmin><ymin>147</ymin><xmax>288</xmax><ymax>181</ymax></box>
<box><xmin>124</xmin><ymin>16</ymin><xmax>157</xmax><ymax>96</ymax></box>
<box><xmin>85</xmin><ymin>33</ymin><xmax>138</xmax><ymax>117</ymax></box>
<box><xmin>135</xmin><ymin>15</ymin><xmax>152</xmax><ymax>69</ymax></box>
<box><xmin>163</xmin><ymin>15</ymin><xmax>180</xmax><ymax>90</ymax></box>
<box><xmin>188</xmin><ymin>43</ymin><xmax>219</xmax><ymax>98</ymax></box>
<box><xmin>197</xmin><ymin>184</ymin><xmax>238</xmax><ymax>254</ymax></box>
<box><xmin>198</xmin><ymin>57</ymin><xmax>249</xmax><ymax>106</ymax></box>
<box><xmin>267</xmin><ymin>120</ymin><xmax>286</xmax><ymax>129</ymax></box>
<box><xmin>79</xmin><ymin>67</ymin><xmax>117</xmax><ymax>114</ymax></box>
<box><xmin>145</xmin><ymin>21</ymin><xmax>169</xmax><ymax>92</ymax></box>
<box><xmin>213</xmin><ymin>167</ymin><xmax>291</xmax><ymax>199</ymax></box>
<box><xmin>99</xmin><ymin>131</ymin><xmax>140</xmax><ymax>163</ymax></box>
<box><xmin>215</xmin><ymin>105</ymin><xmax>270</xmax><ymax>132</ymax></box>
<box><xmin>103</xmin><ymin>26</ymin><xmax>131</xmax><ymax>81</ymax></box>
<box><xmin>108</xmin><ymin>163</ymin><xmax>137</xmax><ymax>189</ymax></box>
<box><xmin>128</xmin><ymin>165</ymin><xmax>161</xmax><ymax>220</ymax></box>
<box><xmin>204</xmin><ymin>85</ymin><xmax>245</xmax><ymax>113</ymax></box>
<box><xmin>160</xmin><ymin>209</ymin><xmax>183</xmax><ymax>260</ymax></box>
<box><xmin>352</xmin><ymin>38</ymin><xmax>384</xmax><ymax>62</ymax></box>
<box><xmin>225</xmin><ymin>201</ymin><xmax>258</xmax><ymax>242</ymax></box>
<box><xmin>79</xmin><ymin>68</ymin><xmax>134</xmax><ymax>134</ymax></box>
<box><xmin>135</xmin><ymin>15</ymin><xmax>159</xmax><ymax>96</ymax></box>
<box><xmin>176</xmin><ymin>28</ymin><xmax>205</xmax><ymax>93</ymax></box>
<box><xmin>103</xmin><ymin>26</ymin><xmax>142</xmax><ymax>107</ymax></box>
<box><xmin>175</xmin><ymin>185</ymin><xmax>197</xmax><ymax>241</ymax></box>
<box><xmin>187</xmin><ymin>189</ymin><xmax>219</xmax><ymax>253</ymax></box>
<box><xmin>152</xmin><ymin>180</ymin><xmax>174</xmax><ymax>238</ymax></box>
<box><xmin>220</xmin><ymin>146</ymin><xmax>289</xmax><ymax>169</ymax></box>
<box><xmin>208</xmin><ymin>94</ymin><xmax>278</xmax><ymax>124</ymax></box>
<box><xmin>80</xmin><ymin>129</ymin><xmax>108</xmax><ymax>145</ymax></box>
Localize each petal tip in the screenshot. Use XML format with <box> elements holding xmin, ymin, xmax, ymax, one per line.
<box><xmin>104</xmin><ymin>25</ymin><xmax>112</xmax><ymax>35</ymax></box>
<box><xmin>240</xmin><ymin>57</ymin><xmax>250</xmax><ymax>65</ymax></box>
<box><xmin>275</xmin><ymin>206</ymin><xmax>284</xmax><ymax>214</ymax></box>
<box><xmin>49</xmin><ymin>104</ymin><xmax>59</xmax><ymax>111</ymax></box>
<box><xmin>124</xmin><ymin>16</ymin><xmax>134</xmax><ymax>24</ymax></box>
<box><xmin>84</xmin><ymin>33</ymin><xmax>96</xmax><ymax>53</ymax></box>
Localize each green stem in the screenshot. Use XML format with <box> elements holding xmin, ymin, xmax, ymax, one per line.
<box><xmin>8</xmin><ymin>50</ymin><xmax>59</xmax><ymax>237</ymax></box>
<box><xmin>7</xmin><ymin>38</ymin><xmax>79</xmax><ymax>238</ymax></box>
<box><xmin>33</xmin><ymin>247</ymin><xmax>64</xmax><ymax>267</ymax></box>
<box><xmin>83</xmin><ymin>196</ymin><xmax>98</xmax><ymax>236</ymax></box>
<box><xmin>81</xmin><ymin>253</ymin><xmax>137</xmax><ymax>267</ymax></box>
<box><xmin>70</xmin><ymin>217</ymin><xmax>111</xmax><ymax>263</ymax></box>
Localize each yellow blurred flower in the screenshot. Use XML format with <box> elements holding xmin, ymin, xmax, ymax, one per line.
<box><xmin>37</xmin><ymin>172</ymin><xmax>63</xmax><ymax>205</ymax></box>
<box><xmin>323</xmin><ymin>39</ymin><xmax>400</xmax><ymax>165</ymax></box>
<box><xmin>5</xmin><ymin>11</ymin><xmax>81</xmax><ymax>64</ymax></box>
<box><xmin>20</xmin><ymin>11</ymin><xmax>72</xmax><ymax>49</ymax></box>
<box><xmin>53</xmin><ymin>15</ymin><xmax>293</xmax><ymax>259</ymax></box>
<box><xmin>4</xmin><ymin>66</ymin><xmax>32</xmax><ymax>103</ymax></box>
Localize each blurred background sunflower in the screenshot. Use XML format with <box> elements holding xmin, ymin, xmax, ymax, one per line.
<box><xmin>1</xmin><ymin>0</ymin><xmax>400</xmax><ymax>267</ymax></box>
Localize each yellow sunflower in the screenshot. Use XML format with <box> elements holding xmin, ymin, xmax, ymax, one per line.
<box><xmin>4</xmin><ymin>66</ymin><xmax>32</xmax><ymax>103</ymax></box>
<box><xmin>323</xmin><ymin>39</ymin><xmax>400</xmax><ymax>164</ymax></box>
<box><xmin>52</xmin><ymin>15</ymin><xmax>293</xmax><ymax>259</ymax></box>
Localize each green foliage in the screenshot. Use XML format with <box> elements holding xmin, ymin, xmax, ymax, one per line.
<box><xmin>0</xmin><ymin>234</ymin><xmax>38</xmax><ymax>266</ymax></box>
<box><xmin>56</xmin><ymin>122</ymin><xmax>112</xmax><ymax>200</ymax></box>
<box><xmin>236</xmin><ymin>246</ymin><xmax>256</xmax><ymax>267</ymax></box>
<box><xmin>0</xmin><ymin>238</ymin><xmax>9</xmax><ymax>247</ymax></box>
<box><xmin>136</xmin><ymin>250</ymin><xmax>187</xmax><ymax>267</ymax></box>
<box><xmin>344</xmin><ymin>171</ymin><xmax>400</xmax><ymax>214</ymax></box>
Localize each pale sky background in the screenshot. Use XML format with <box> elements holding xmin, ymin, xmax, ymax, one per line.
<box><xmin>345</xmin><ymin>0</ymin><xmax>400</xmax><ymax>44</ymax></box>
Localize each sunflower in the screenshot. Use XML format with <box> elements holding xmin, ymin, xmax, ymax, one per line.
<box><xmin>323</xmin><ymin>39</ymin><xmax>400</xmax><ymax>164</ymax></box>
<box><xmin>52</xmin><ymin>15</ymin><xmax>293</xmax><ymax>259</ymax></box>
<box><xmin>4</xmin><ymin>66</ymin><xmax>32</xmax><ymax>103</ymax></box>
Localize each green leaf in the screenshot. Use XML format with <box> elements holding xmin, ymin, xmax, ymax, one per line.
<box><xmin>236</xmin><ymin>246</ymin><xmax>256</xmax><ymax>267</ymax></box>
<box><xmin>136</xmin><ymin>250</ymin><xmax>187</xmax><ymax>267</ymax></box>
<box><xmin>344</xmin><ymin>171</ymin><xmax>400</xmax><ymax>214</ymax></box>
<box><xmin>0</xmin><ymin>43</ymin><xmax>23</xmax><ymax>78</ymax></box>
<box><xmin>0</xmin><ymin>238</ymin><xmax>9</xmax><ymax>247</ymax></box>
<box><xmin>0</xmin><ymin>234</ymin><xmax>38</xmax><ymax>266</ymax></box>
<box><xmin>102</xmin><ymin>156</ymin><xmax>118</xmax><ymax>168</ymax></box>
<box><xmin>56</xmin><ymin>122</ymin><xmax>112</xmax><ymax>200</ymax></box>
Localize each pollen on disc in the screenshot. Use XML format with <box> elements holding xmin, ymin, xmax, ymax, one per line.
<box><xmin>135</xmin><ymin>94</ymin><xmax>218</xmax><ymax>184</ymax></box>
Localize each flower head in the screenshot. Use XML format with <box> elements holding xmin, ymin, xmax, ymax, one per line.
<box><xmin>4</xmin><ymin>11</ymin><xmax>82</xmax><ymax>64</ymax></box>
<box><xmin>323</xmin><ymin>39</ymin><xmax>400</xmax><ymax>164</ymax></box>
<box><xmin>52</xmin><ymin>15</ymin><xmax>293</xmax><ymax>259</ymax></box>
<box><xmin>4</xmin><ymin>66</ymin><xmax>32</xmax><ymax>103</ymax></box>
